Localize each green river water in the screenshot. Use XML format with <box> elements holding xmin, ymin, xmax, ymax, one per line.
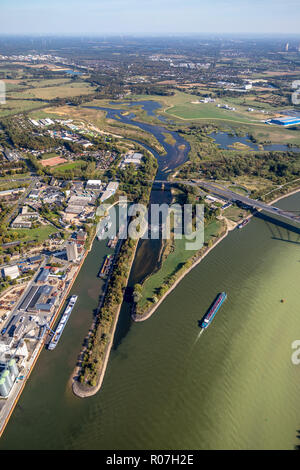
<box><xmin>0</xmin><ymin>193</ymin><xmax>300</xmax><ymax>450</ymax></box>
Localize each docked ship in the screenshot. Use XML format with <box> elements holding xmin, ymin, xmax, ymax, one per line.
<box><xmin>200</xmin><ymin>292</ymin><xmax>227</xmax><ymax>329</ymax></box>
<box><xmin>237</xmin><ymin>219</ymin><xmax>249</xmax><ymax>229</ymax></box>
<box><xmin>98</xmin><ymin>254</ymin><xmax>114</xmax><ymax>278</ymax></box>
<box><xmin>48</xmin><ymin>295</ymin><xmax>78</xmax><ymax>350</ymax></box>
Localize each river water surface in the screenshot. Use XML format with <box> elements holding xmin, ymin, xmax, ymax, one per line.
<box><xmin>1</xmin><ymin>102</ymin><xmax>300</xmax><ymax>450</ymax></box>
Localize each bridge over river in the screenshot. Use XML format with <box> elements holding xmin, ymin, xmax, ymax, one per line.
<box><xmin>153</xmin><ymin>179</ymin><xmax>300</xmax><ymax>226</ymax></box>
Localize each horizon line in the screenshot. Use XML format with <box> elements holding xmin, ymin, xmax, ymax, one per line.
<box><xmin>1</xmin><ymin>32</ymin><xmax>300</xmax><ymax>38</ymax></box>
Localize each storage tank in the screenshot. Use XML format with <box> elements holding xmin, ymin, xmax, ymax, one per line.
<box><xmin>2</xmin><ymin>369</ymin><xmax>13</xmax><ymax>390</ymax></box>
<box><xmin>8</xmin><ymin>359</ymin><xmax>18</xmax><ymax>380</ymax></box>
<box><xmin>0</xmin><ymin>374</ymin><xmax>9</xmax><ymax>397</ymax></box>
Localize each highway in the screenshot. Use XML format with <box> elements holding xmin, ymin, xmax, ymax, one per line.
<box><xmin>154</xmin><ymin>179</ymin><xmax>300</xmax><ymax>226</ymax></box>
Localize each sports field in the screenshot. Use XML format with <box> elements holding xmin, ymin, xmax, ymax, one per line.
<box><xmin>40</xmin><ymin>156</ymin><xmax>68</xmax><ymax>167</ymax></box>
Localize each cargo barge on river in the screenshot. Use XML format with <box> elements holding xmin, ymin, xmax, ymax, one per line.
<box><xmin>48</xmin><ymin>295</ymin><xmax>78</xmax><ymax>350</ymax></box>
<box><xmin>200</xmin><ymin>292</ymin><xmax>227</xmax><ymax>329</ymax></box>
<box><xmin>98</xmin><ymin>254</ymin><xmax>114</xmax><ymax>278</ymax></box>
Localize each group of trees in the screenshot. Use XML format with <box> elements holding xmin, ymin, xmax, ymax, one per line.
<box><xmin>0</xmin><ymin>160</ymin><xmax>27</xmax><ymax>177</ymax></box>
<box><xmin>114</xmin><ymin>151</ymin><xmax>158</xmax><ymax>204</ymax></box>
<box><xmin>78</xmin><ymin>150</ymin><xmax>158</xmax><ymax>387</ymax></box>
<box><xmin>2</xmin><ymin>118</ymin><xmax>55</xmax><ymax>150</ymax></box>
<box><xmin>195</xmin><ymin>151</ymin><xmax>300</xmax><ymax>184</ymax></box>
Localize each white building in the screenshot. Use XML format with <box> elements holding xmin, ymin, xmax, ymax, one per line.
<box><xmin>100</xmin><ymin>190</ymin><xmax>114</xmax><ymax>202</ymax></box>
<box><xmin>122</xmin><ymin>152</ymin><xmax>143</xmax><ymax>167</ymax></box>
<box><xmin>106</xmin><ymin>182</ymin><xmax>119</xmax><ymax>193</ymax></box>
<box><xmin>2</xmin><ymin>265</ymin><xmax>20</xmax><ymax>280</ymax></box>
<box><xmin>86</xmin><ymin>180</ymin><xmax>102</xmax><ymax>190</ymax></box>
<box><xmin>100</xmin><ymin>181</ymin><xmax>119</xmax><ymax>202</ymax></box>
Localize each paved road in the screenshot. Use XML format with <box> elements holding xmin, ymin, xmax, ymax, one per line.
<box><xmin>5</xmin><ymin>177</ymin><xmax>39</xmax><ymax>225</ymax></box>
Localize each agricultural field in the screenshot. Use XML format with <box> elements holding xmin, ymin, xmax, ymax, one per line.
<box><xmin>7</xmin><ymin>81</ymin><xmax>96</xmax><ymax>100</ymax></box>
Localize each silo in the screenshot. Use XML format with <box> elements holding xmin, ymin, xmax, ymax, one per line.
<box><xmin>8</xmin><ymin>359</ymin><xmax>18</xmax><ymax>381</ymax></box>
<box><xmin>2</xmin><ymin>369</ymin><xmax>13</xmax><ymax>390</ymax></box>
<box><xmin>0</xmin><ymin>375</ymin><xmax>9</xmax><ymax>397</ymax></box>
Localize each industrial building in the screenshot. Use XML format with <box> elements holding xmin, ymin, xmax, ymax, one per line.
<box><xmin>27</xmin><ymin>254</ymin><xmax>43</xmax><ymax>264</ymax></box>
<box><xmin>106</xmin><ymin>182</ymin><xmax>119</xmax><ymax>193</ymax></box>
<box><xmin>3</xmin><ymin>149</ymin><xmax>20</xmax><ymax>162</ymax></box>
<box><xmin>0</xmin><ymin>188</ymin><xmax>25</xmax><ymax>199</ymax></box>
<box><xmin>269</xmin><ymin>117</ymin><xmax>300</xmax><ymax>126</ymax></box>
<box><xmin>100</xmin><ymin>181</ymin><xmax>119</xmax><ymax>202</ymax></box>
<box><xmin>36</xmin><ymin>267</ymin><xmax>50</xmax><ymax>284</ymax></box>
<box><xmin>18</xmin><ymin>284</ymin><xmax>54</xmax><ymax>313</ymax></box>
<box><xmin>11</xmin><ymin>206</ymin><xmax>39</xmax><ymax>229</ymax></box>
<box><xmin>86</xmin><ymin>179</ymin><xmax>102</xmax><ymax>190</ymax></box>
<box><xmin>2</xmin><ymin>265</ymin><xmax>20</xmax><ymax>280</ymax></box>
<box><xmin>100</xmin><ymin>190</ymin><xmax>114</xmax><ymax>202</ymax></box>
<box><xmin>65</xmin><ymin>205</ymin><xmax>83</xmax><ymax>215</ymax></box>
<box><xmin>0</xmin><ymin>337</ymin><xmax>27</xmax><ymax>397</ymax></box>
<box><xmin>76</xmin><ymin>230</ymin><xmax>87</xmax><ymax>246</ymax></box>
<box><xmin>121</xmin><ymin>152</ymin><xmax>143</xmax><ymax>167</ymax></box>
<box><xmin>66</xmin><ymin>241</ymin><xmax>78</xmax><ymax>262</ymax></box>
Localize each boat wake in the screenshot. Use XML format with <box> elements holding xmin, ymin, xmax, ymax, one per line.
<box><xmin>193</xmin><ymin>328</ymin><xmax>204</xmax><ymax>346</ymax></box>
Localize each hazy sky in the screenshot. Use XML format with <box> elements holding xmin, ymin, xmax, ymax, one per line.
<box><xmin>1</xmin><ymin>0</ymin><xmax>300</xmax><ymax>35</ymax></box>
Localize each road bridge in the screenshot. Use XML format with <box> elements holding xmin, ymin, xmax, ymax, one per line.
<box><xmin>153</xmin><ymin>179</ymin><xmax>300</xmax><ymax>226</ymax></box>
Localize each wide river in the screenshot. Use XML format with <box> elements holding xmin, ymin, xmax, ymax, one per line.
<box><xmin>1</xmin><ymin>102</ymin><xmax>300</xmax><ymax>450</ymax></box>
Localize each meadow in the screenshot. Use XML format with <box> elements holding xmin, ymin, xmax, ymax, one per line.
<box><xmin>137</xmin><ymin>220</ymin><xmax>221</xmax><ymax>309</ymax></box>
<box><xmin>8</xmin><ymin>225</ymin><xmax>57</xmax><ymax>242</ymax></box>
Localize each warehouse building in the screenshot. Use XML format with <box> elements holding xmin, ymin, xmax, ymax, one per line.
<box><xmin>2</xmin><ymin>265</ymin><xmax>20</xmax><ymax>280</ymax></box>
<box><xmin>36</xmin><ymin>267</ymin><xmax>50</xmax><ymax>284</ymax></box>
<box><xmin>66</xmin><ymin>241</ymin><xmax>78</xmax><ymax>262</ymax></box>
<box><xmin>269</xmin><ymin>117</ymin><xmax>300</xmax><ymax>126</ymax></box>
<box><xmin>86</xmin><ymin>179</ymin><xmax>102</xmax><ymax>190</ymax></box>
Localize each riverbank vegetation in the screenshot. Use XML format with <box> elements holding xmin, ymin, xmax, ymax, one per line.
<box><xmin>133</xmin><ymin>186</ymin><xmax>225</xmax><ymax>317</ymax></box>
<box><xmin>74</xmin><ymin>151</ymin><xmax>157</xmax><ymax>390</ymax></box>
<box><xmin>77</xmin><ymin>236</ymin><xmax>137</xmax><ymax>387</ymax></box>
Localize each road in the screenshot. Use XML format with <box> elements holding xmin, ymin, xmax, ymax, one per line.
<box><xmin>154</xmin><ymin>179</ymin><xmax>300</xmax><ymax>225</ymax></box>
<box><xmin>4</xmin><ymin>177</ymin><xmax>39</xmax><ymax>226</ymax></box>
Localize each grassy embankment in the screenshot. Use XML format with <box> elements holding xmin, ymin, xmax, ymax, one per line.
<box><xmin>134</xmin><ymin>219</ymin><xmax>223</xmax><ymax>315</ymax></box>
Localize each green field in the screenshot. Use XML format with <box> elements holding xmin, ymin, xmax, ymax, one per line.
<box><xmin>228</xmin><ymin>185</ymin><xmax>249</xmax><ymax>195</ymax></box>
<box><xmin>9</xmin><ymin>225</ymin><xmax>57</xmax><ymax>242</ymax></box>
<box><xmin>53</xmin><ymin>160</ymin><xmax>86</xmax><ymax>172</ymax></box>
<box><xmin>165</xmin><ymin>101</ymin><xmax>259</xmax><ymax>123</ymax></box>
<box><xmin>124</xmin><ymin>92</ymin><xmax>300</xmax><ymax>145</ymax></box>
<box><xmin>138</xmin><ymin>220</ymin><xmax>221</xmax><ymax>308</ymax></box>
<box><xmin>0</xmin><ymin>99</ymin><xmax>48</xmax><ymax>118</ymax></box>
<box><xmin>8</xmin><ymin>81</ymin><xmax>96</xmax><ymax>100</ymax></box>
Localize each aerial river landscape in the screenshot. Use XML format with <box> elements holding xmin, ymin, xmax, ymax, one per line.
<box><xmin>1</xmin><ymin>102</ymin><xmax>300</xmax><ymax>450</ymax></box>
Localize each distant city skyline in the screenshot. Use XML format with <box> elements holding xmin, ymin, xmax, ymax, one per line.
<box><xmin>1</xmin><ymin>0</ymin><xmax>300</xmax><ymax>35</ymax></box>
